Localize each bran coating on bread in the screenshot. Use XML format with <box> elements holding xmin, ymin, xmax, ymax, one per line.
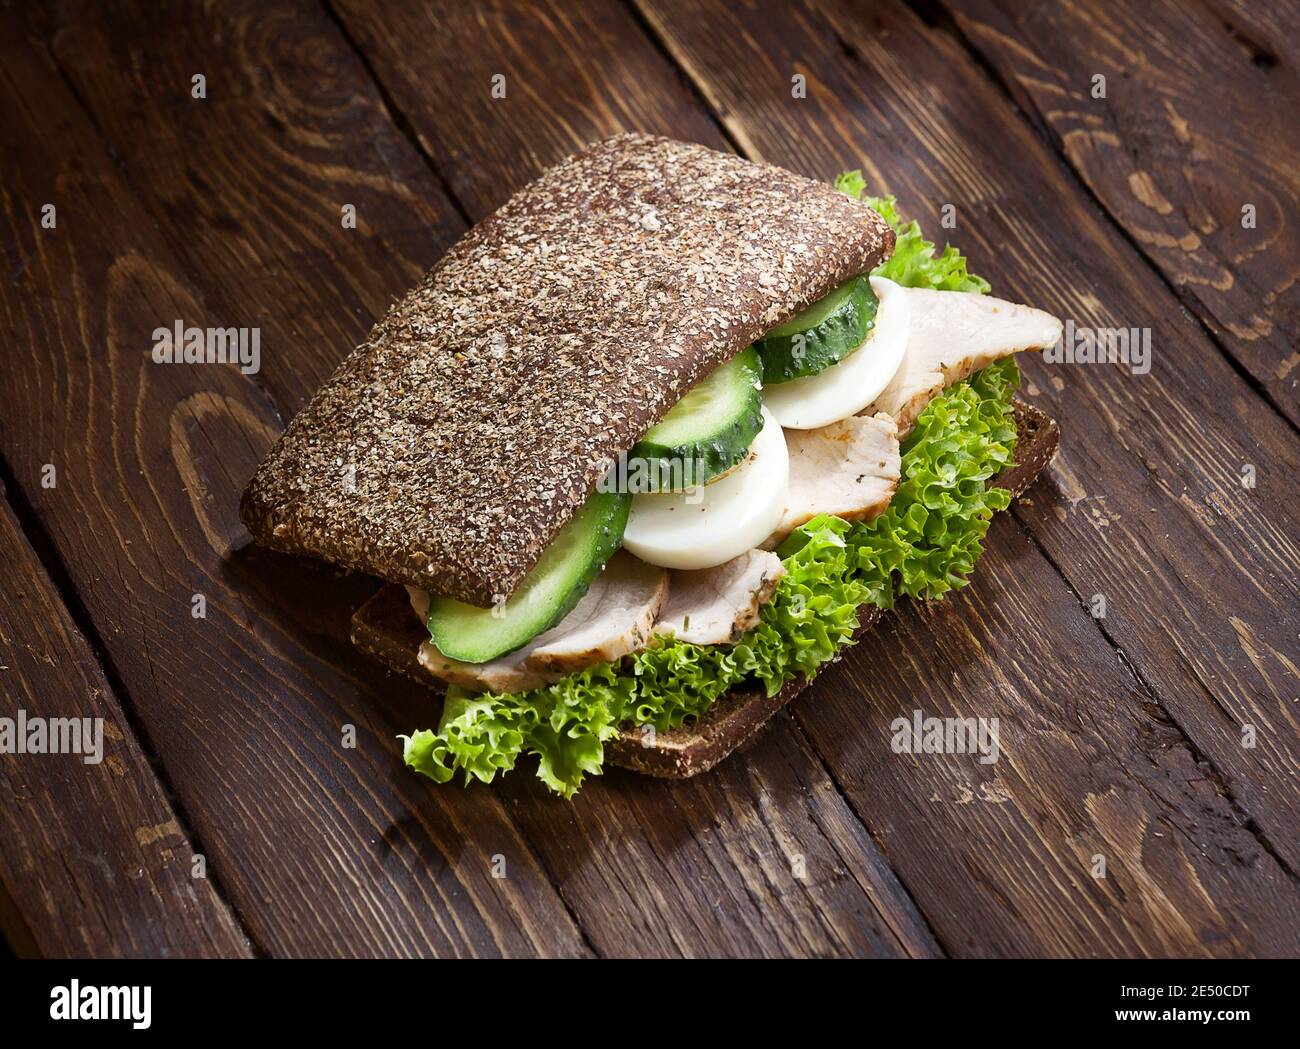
<box><xmin>242</xmin><ymin>134</ymin><xmax>894</xmax><ymax>606</ymax></box>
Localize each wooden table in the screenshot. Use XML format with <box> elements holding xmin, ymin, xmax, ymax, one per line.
<box><xmin>1</xmin><ymin>0</ymin><xmax>1296</xmax><ymax>959</ymax></box>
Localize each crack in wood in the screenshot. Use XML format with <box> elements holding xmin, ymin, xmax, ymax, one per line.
<box><xmin>907</xmin><ymin>0</ymin><xmax>1300</xmax><ymax>436</ymax></box>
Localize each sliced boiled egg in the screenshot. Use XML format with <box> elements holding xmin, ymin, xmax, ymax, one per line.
<box><xmin>763</xmin><ymin>275</ymin><xmax>911</xmax><ymax>430</ymax></box>
<box><xmin>623</xmin><ymin>406</ymin><xmax>789</xmax><ymax>570</ymax></box>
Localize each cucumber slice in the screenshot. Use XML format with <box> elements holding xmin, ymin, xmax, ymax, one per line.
<box><xmin>622</xmin><ymin>347</ymin><xmax>763</xmax><ymax>492</ymax></box>
<box><xmin>426</xmin><ymin>490</ymin><xmax>630</xmax><ymax>663</ymax></box>
<box><xmin>755</xmin><ymin>275</ymin><xmax>878</xmax><ymax>384</ymax></box>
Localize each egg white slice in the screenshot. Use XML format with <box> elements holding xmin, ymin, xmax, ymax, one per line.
<box><xmin>623</xmin><ymin>406</ymin><xmax>789</xmax><ymax>570</ymax></box>
<box><xmin>763</xmin><ymin>275</ymin><xmax>911</xmax><ymax>430</ymax></box>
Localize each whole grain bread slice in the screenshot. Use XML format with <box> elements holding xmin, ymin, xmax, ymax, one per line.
<box><xmin>350</xmin><ymin>400</ymin><xmax>1059</xmax><ymax>780</ymax></box>
<box><xmin>241</xmin><ymin>134</ymin><xmax>894</xmax><ymax>607</ymax></box>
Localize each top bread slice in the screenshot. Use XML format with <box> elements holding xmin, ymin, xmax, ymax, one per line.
<box><xmin>240</xmin><ymin>134</ymin><xmax>895</xmax><ymax>607</ymax></box>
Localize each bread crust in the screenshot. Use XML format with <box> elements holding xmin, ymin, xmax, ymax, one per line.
<box><xmin>350</xmin><ymin>400</ymin><xmax>1059</xmax><ymax>780</ymax></box>
<box><xmin>242</xmin><ymin>134</ymin><xmax>894</xmax><ymax>606</ymax></box>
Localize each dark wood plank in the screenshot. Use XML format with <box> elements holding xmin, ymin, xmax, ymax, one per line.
<box><xmin>328</xmin><ymin>0</ymin><xmax>941</xmax><ymax>958</ymax></box>
<box><xmin>501</xmin><ymin>724</ymin><xmax>942</xmax><ymax>957</ymax></box>
<box><xmin>801</xmin><ymin>522</ymin><xmax>1300</xmax><ymax>956</ymax></box>
<box><xmin>635</xmin><ymin>0</ymin><xmax>1300</xmax><ymax>879</ymax></box>
<box><xmin>336</xmin><ymin>0</ymin><xmax>1299</xmax><ymax>955</ymax></box>
<box><xmin>0</xmin><ymin>481</ymin><xmax>252</xmax><ymax>957</ymax></box>
<box><xmin>1</xmin><ymin>1</ymin><xmax>588</xmax><ymax>957</ymax></box>
<box><xmin>624</xmin><ymin>0</ymin><xmax>1294</xmax><ymax>951</ymax></box>
<box><xmin>333</xmin><ymin>0</ymin><xmax>724</xmax><ymax>218</ymax></box>
<box><xmin>18</xmin><ymin>0</ymin><xmax>937</xmax><ymax>956</ymax></box>
<box><xmin>43</xmin><ymin>0</ymin><xmax>463</xmax><ymax>414</ymax></box>
<box><xmin>939</xmin><ymin>0</ymin><xmax>1300</xmax><ymax>426</ymax></box>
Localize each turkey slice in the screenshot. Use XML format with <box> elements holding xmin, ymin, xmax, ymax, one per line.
<box><xmin>653</xmin><ymin>550</ymin><xmax>786</xmax><ymax>646</ymax></box>
<box><xmin>866</xmin><ymin>287</ymin><xmax>1062</xmax><ymax>435</ymax></box>
<box><xmin>764</xmin><ymin>413</ymin><xmax>901</xmax><ymax>547</ymax></box>
<box><xmin>526</xmin><ymin>552</ymin><xmax>669</xmax><ymax>675</ymax></box>
<box><xmin>411</xmin><ymin>551</ymin><xmax>669</xmax><ymax>692</ymax></box>
<box><xmin>417</xmin><ymin>637</ymin><xmax>546</xmax><ymax>694</ymax></box>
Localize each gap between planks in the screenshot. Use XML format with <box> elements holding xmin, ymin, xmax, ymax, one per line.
<box><xmin>625</xmin><ymin>0</ymin><xmax>1300</xmax><ymax>884</ymax></box>
<box><xmin>904</xmin><ymin>0</ymin><xmax>1300</xmax><ymax>438</ymax></box>
<box><xmin>0</xmin><ymin>452</ymin><xmax>264</xmax><ymax>956</ymax></box>
<box><xmin>319</xmin><ymin>0</ymin><xmax>946</xmax><ymax>957</ymax></box>
<box><xmin>319</xmin><ymin>0</ymin><xmax>473</xmax><ymax>229</ymax></box>
<box><xmin>24</xmin><ymin>7</ymin><xmax>594</xmax><ymax>960</ymax></box>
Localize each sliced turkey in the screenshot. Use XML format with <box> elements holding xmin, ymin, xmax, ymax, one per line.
<box><xmin>526</xmin><ymin>552</ymin><xmax>669</xmax><ymax>675</ymax></box>
<box><xmin>865</xmin><ymin>287</ymin><xmax>1062</xmax><ymax>435</ymax></box>
<box><xmin>653</xmin><ymin>550</ymin><xmax>786</xmax><ymax>646</ymax></box>
<box><xmin>412</xmin><ymin>551</ymin><xmax>669</xmax><ymax>692</ymax></box>
<box><xmin>764</xmin><ymin>413</ymin><xmax>900</xmax><ymax>547</ymax></box>
<box><xmin>418</xmin><ymin>638</ymin><xmax>546</xmax><ymax>694</ymax></box>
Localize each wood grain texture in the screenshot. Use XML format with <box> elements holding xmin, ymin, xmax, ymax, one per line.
<box><xmin>335</xmin><ymin>0</ymin><xmax>1298</xmax><ymax>954</ymax></box>
<box><xmin>333</xmin><ymin>0</ymin><xmax>724</xmax><ymax>218</ymax></box>
<box><xmin>795</xmin><ymin>522</ymin><xmax>1299</xmax><ymax>956</ymax></box>
<box><xmin>4</xmin><ymin>0</ymin><xmax>1296</xmax><ymax>958</ymax></box>
<box><xmin>940</xmin><ymin>0</ymin><xmax>1300</xmax><ymax>425</ymax></box>
<box><xmin>636</xmin><ymin>0</ymin><xmax>1300</xmax><ymax>882</ymax></box>
<box><xmin>0</xmin><ymin>481</ymin><xmax>252</xmax><ymax>957</ymax></box>
<box><xmin>11</xmin><ymin>0</ymin><xmax>937</xmax><ymax>956</ymax></box>
<box><xmin>1</xmin><ymin>0</ymin><xmax>588</xmax><ymax>957</ymax></box>
<box><xmin>498</xmin><ymin>723</ymin><xmax>941</xmax><ymax>958</ymax></box>
<box><xmin>327</xmin><ymin>0</ymin><xmax>942</xmax><ymax>958</ymax></box>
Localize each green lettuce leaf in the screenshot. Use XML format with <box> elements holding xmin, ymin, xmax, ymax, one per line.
<box><xmin>402</xmin><ymin>182</ymin><xmax>1016</xmax><ymax>797</ymax></box>
<box><xmin>835</xmin><ymin>170</ymin><xmax>991</xmax><ymax>294</ymax></box>
<box><xmin>403</xmin><ymin>358</ymin><xmax>1020</xmax><ymax>797</ymax></box>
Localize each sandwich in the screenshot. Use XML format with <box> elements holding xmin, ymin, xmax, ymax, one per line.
<box><xmin>241</xmin><ymin>134</ymin><xmax>1063</xmax><ymax>797</ymax></box>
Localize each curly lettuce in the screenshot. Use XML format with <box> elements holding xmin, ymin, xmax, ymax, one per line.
<box><xmin>403</xmin><ymin>358</ymin><xmax>1020</xmax><ymax>798</ymax></box>
<box><xmin>402</xmin><ymin>180</ymin><xmax>1015</xmax><ymax>797</ymax></box>
<box><xmin>835</xmin><ymin>170</ymin><xmax>990</xmax><ymax>294</ymax></box>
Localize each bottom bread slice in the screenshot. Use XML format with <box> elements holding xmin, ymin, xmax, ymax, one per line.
<box><xmin>350</xmin><ymin>399</ymin><xmax>1059</xmax><ymax>780</ymax></box>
